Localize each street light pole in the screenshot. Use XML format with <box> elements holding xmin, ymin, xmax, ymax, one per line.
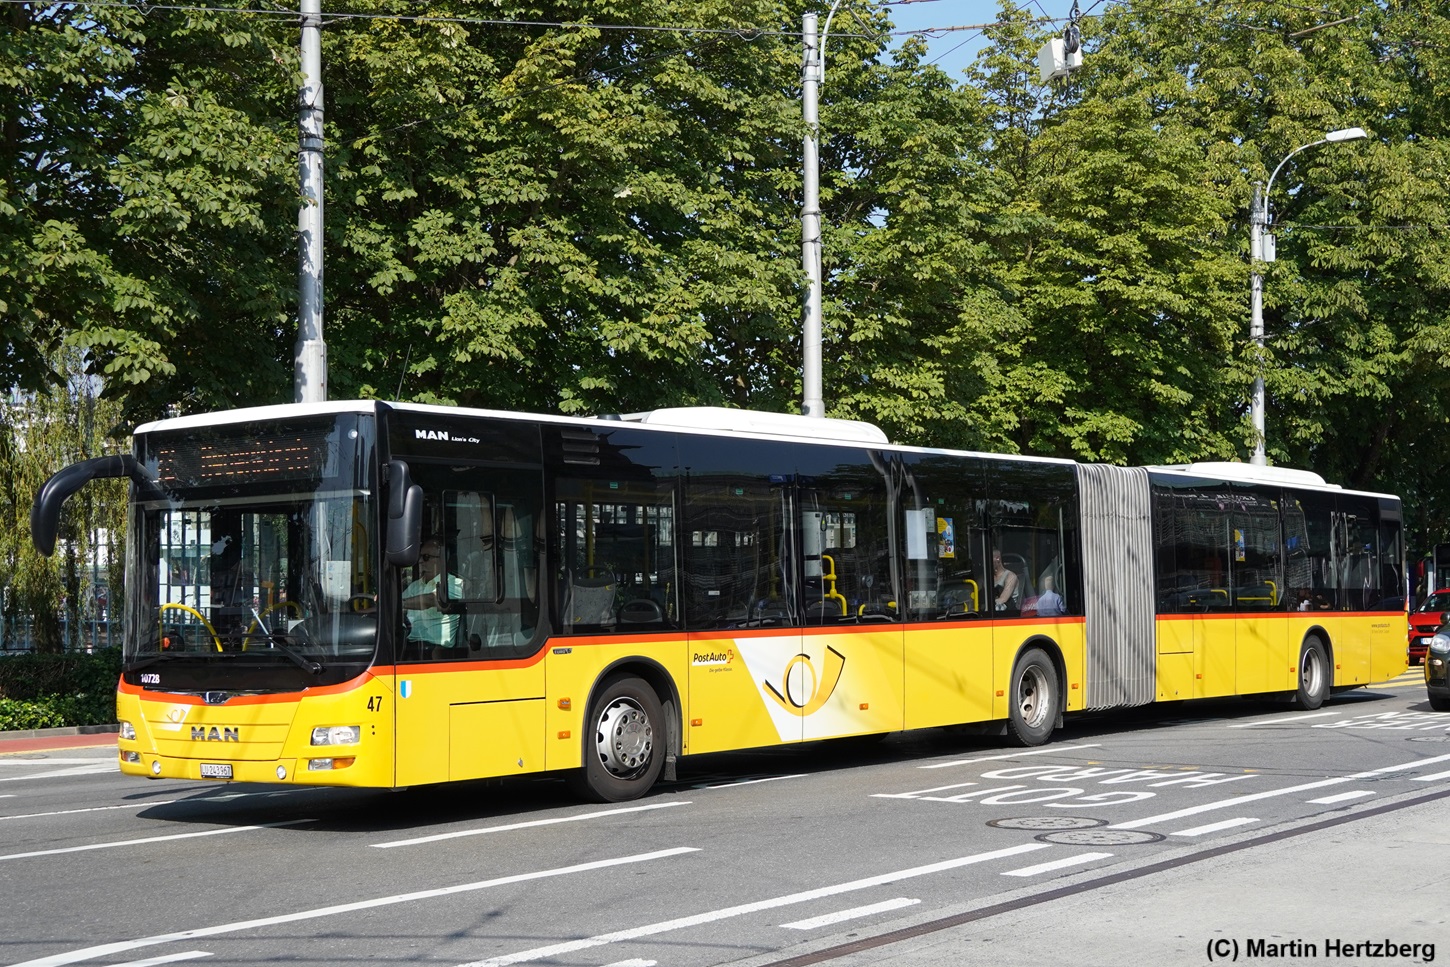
<box><xmin>295</xmin><ymin>0</ymin><xmax>327</xmax><ymax>405</ymax></box>
<box><xmin>1247</xmin><ymin>126</ymin><xmax>1366</xmax><ymax>466</ymax></box>
<box><xmin>801</xmin><ymin>1</ymin><xmax>843</xmax><ymax>419</ymax></box>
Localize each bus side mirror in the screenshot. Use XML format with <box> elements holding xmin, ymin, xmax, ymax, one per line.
<box><xmin>32</xmin><ymin>455</ymin><xmax>160</xmax><ymax>557</ymax></box>
<box><xmin>386</xmin><ymin>460</ymin><xmax>423</xmax><ymax>566</ymax></box>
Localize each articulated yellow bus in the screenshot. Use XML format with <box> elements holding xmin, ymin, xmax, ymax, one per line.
<box><xmin>31</xmin><ymin>402</ymin><xmax>1406</xmax><ymax>801</ymax></box>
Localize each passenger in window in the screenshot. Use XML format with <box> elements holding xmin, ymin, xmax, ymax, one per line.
<box><xmin>402</xmin><ymin>537</ymin><xmax>464</xmax><ymax>655</ymax></box>
<box><xmin>991</xmin><ymin>549</ymin><xmax>1020</xmax><ymax>613</ymax></box>
<box><xmin>1035</xmin><ymin>574</ymin><xmax>1067</xmax><ymax>617</ymax></box>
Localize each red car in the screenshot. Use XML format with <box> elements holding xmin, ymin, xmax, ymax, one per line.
<box><xmin>1410</xmin><ymin>589</ymin><xmax>1450</xmax><ymax>665</ymax></box>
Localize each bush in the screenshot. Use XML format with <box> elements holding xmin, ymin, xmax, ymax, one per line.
<box><xmin>0</xmin><ymin>649</ymin><xmax>121</xmax><ymax>729</ymax></box>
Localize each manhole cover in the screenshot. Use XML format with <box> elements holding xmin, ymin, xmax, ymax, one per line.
<box><xmin>1036</xmin><ymin>829</ymin><xmax>1165</xmax><ymax>845</ymax></box>
<box><xmin>989</xmin><ymin>816</ymin><xmax>1107</xmax><ymax>831</ymax></box>
<box><xmin>1410</xmin><ymin>735</ymin><xmax>1450</xmax><ymax>743</ymax></box>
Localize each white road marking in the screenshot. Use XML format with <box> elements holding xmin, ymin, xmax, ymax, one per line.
<box><xmin>780</xmin><ymin>897</ymin><xmax>920</xmax><ymax>930</ymax></box>
<box><xmin>8</xmin><ymin>847</ymin><xmax>700</xmax><ymax>967</ymax></box>
<box><xmin>1002</xmin><ymin>852</ymin><xmax>1113</xmax><ymax>877</ymax></box>
<box><xmin>1412</xmin><ymin>770</ymin><xmax>1450</xmax><ymax>782</ymax></box>
<box><xmin>699</xmin><ymin>774</ymin><xmax>808</xmax><ymax>789</ymax></box>
<box><xmin>110</xmin><ymin>953</ymin><xmax>212</xmax><ymax>966</ymax></box>
<box><xmin>601</xmin><ymin>961</ymin><xmax>657</xmax><ymax>967</ymax></box>
<box><xmin>0</xmin><ymin>819</ymin><xmax>313</xmax><ymax>861</ymax></box>
<box><xmin>371</xmin><ymin>802</ymin><xmax>690</xmax><ymax>849</ymax></box>
<box><xmin>1227</xmin><ymin>711</ymin><xmax>1338</xmax><ymax>728</ymax></box>
<box><xmin>1</xmin><ymin>801</ymin><xmax>181</xmax><ymax>822</ymax></box>
<box><xmin>921</xmin><ymin>744</ymin><xmax>1100</xmax><ymax>769</ymax></box>
<box><xmin>0</xmin><ymin>758</ymin><xmax>115</xmax><ymax>765</ymax></box>
<box><xmin>1308</xmin><ymin>791</ymin><xmax>1376</xmax><ymax>804</ymax></box>
<box><xmin>0</xmin><ymin>764</ymin><xmax>117</xmax><ymax>782</ymax></box>
<box><xmin>1111</xmin><ymin>753</ymin><xmax>1450</xmax><ymax>830</ymax></box>
<box><xmin>450</xmin><ymin>843</ymin><xmax>1052</xmax><ymax>967</ymax></box>
<box><xmin>872</xmin><ymin>780</ymin><xmax>978</xmax><ymax>800</ymax></box>
<box><xmin>1171</xmin><ymin>817</ymin><xmax>1258</xmax><ymax>837</ymax></box>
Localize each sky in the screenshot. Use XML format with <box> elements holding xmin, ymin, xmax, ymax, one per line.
<box><xmin>871</xmin><ymin>0</ymin><xmax>1074</xmax><ymax>78</ymax></box>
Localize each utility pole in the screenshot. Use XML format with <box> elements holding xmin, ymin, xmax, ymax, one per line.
<box><xmin>1248</xmin><ymin>184</ymin><xmax>1266</xmax><ymax>466</ymax></box>
<box><xmin>800</xmin><ymin>11</ymin><xmax>823</xmax><ymax>419</ymax></box>
<box><xmin>294</xmin><ymin>0</ymin><xmax>327</xmax><ymax>404</ymax></box>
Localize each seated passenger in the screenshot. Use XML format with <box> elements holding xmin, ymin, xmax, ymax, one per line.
<box><xmin>991</xmin><ymin>550</ymin><xmax>1020</xmax><ymax>613</ymax></box>
<box><xmin>1035</xmin><ymin>574</ymin><xmax>1067</xmax><ymax>617</ymax></box>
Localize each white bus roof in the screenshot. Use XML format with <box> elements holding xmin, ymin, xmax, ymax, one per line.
<box><xmin>618</xmin><ymin>406</ymin><xmax>890</xmax><ymax>444</ymax></box>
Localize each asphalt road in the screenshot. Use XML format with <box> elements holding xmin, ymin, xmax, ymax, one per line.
<box><xmin>3</xmin><ymin>669</ymin><xmax>1445</xmax><ymax>967</ymax></box>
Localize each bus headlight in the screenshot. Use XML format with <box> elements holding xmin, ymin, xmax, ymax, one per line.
<box><xmin>119</xmin><ymin>721</ymin><xmax>136</xmax><ymax>741</ymax></box>
<box><xmin>311</xmin><ymin>725</ymin><xmax>360</xmax><ymax>746</ymax></box>
<box><xmin>1430</xmin><ymin>634</ymin><xmax>1450</xmax><ymax>655</ymax></box>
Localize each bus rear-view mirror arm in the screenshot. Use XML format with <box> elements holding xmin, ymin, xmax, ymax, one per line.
<box><xmin>32</xmin><ymin>455</ymin><xmax>164</xmax><ymax>557</ymax></box>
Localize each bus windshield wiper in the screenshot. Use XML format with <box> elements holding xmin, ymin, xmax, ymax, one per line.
<box><xmin>261</xmin><ymin>639</ymin><xmax>324</xmax><ymax>675</ymax></box>
<box><xmin>245</xmin><ymin>606</ymin><xmax>323</xmax><ymax>674</ymax></box>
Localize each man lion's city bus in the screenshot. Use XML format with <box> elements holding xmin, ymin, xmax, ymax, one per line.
<box><xmin>31</xmin><ymin>402</ymin><xmax>1406</xmax><ymax>802</ymax></box>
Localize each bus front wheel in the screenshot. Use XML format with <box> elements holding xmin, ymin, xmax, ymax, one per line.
<box><xmin>1295</xmin><ymin>636</ymin><xmax>1330</xmax><ymax>710</ymax></box>
<box><xmin>1007</xmin><ymin>647</ymin><xmax>1058</xmax><ymax>747</ymax></box>
<box><xmin>571</xmin><ymin>676</ymin><xmax>665</xmax><ymax>803</ymax></box>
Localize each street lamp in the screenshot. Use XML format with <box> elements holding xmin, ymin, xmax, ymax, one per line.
<box><xmin>1248</xmin><ymin>126</ymin><xmax>1367</xmax><ymax>465</ymax></box>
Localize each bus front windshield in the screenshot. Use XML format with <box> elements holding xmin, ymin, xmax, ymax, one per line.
<box><xmin>126</xmin><ymin>414</ymin><xmax>379</xmax><ymax>685</ymax></box>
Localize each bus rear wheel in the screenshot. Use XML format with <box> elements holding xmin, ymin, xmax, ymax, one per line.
<box><xmin>571</xmin><ymin>676</ymin><xmax>665</xmax><ymax>803</ymax></box>
<box><xmin>1007</xmin><ymin>647</ymin><xmax>1058</xmax><ymax>747</ymax></box>
<box><xmin>1295</xmin><ymin>636</ymin><xmax>1330</xmax><ymax>710</ymax></box>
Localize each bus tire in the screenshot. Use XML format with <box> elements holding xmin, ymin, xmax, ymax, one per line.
<box><xmin>1007</xmin><ymin>647</ymin><xmax>1058</xmax><ymax>747</ymax></box>
<box><xmin>572</xmin><ymin>676</ymin><xmax>665</xmax><ymax>803</ymax></box>
<box><xmin>1295</xmin><ymin>636</ymin><xmax>1330</xmax><ymax>710</ymax></box>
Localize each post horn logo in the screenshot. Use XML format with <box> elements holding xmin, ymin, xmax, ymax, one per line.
<box><xmin>764</xmin><ymin>646</ymin><xmax>845</xmax><ymax>716</ymax></box>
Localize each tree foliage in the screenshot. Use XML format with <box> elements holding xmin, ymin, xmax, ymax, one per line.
<box><xmin>5</xmin><ymin>0</ymin><xmax>1450</xmax><ymax>590</ymax></box>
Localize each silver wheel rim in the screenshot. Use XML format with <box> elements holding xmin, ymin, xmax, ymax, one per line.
<box><xmin>1017</xmin><ymin>664</ymin><xmax>1050</xmax><ymax>730</ymax></box>
<box><xmin>593</xmin><ymin>697</ymin><xmax>654</xmax><ymax>779</ymax></box>
<box><xmin>1302</xmin><ymin>647</ymin><xmax>1324</xmax><ymax>697</ymax></box>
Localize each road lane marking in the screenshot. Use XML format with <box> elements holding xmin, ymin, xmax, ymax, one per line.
<box><xmin>1</xmin><ymin>801</ymin><xmax>182</xmax><ymax>822</ymax></box>
<box><xmin>1111</xmin><ymin>752</ymin><xmax>1450</xmax><ymax>830</ymax></box>
<box><xmin>1171</xmin><ymin>817</ymin><xmax>1258</xmax><ymax>837</ymax></box>
<box><xmin>872</xmin><ymin>781</ymin><xmax>978</xmax><ymax>800</ymax></box>
<box><xmin>1227</xmin><ymin>711</ymin><xmax>1338</xmax><ymax>728</ymax></box>
<box><xmin>1308</xmin><ymin>791</ymin><xmax>1376</xmax><ymax>804</ymax></box>
<box><xmin>601</xmin><ymin>961</ymin><xmax>657</xmax><ymax>967</ymax></box>
<box><xmin>1413</xmin><ymin>770</ymin><xmax>1450</xmax><ymax>782</ymax></box>
<box><xmin>8</xmin><ymin>847</ymin><xmax>701</xmax><ymax>967</ymax></box>
<box><xmin>699</xmin><ymin>775</ymin><xmax>808</xmax><ymax>789</ymax></box>
<box><xmin>0</xmin><ymin>819</ymin><xmax>313</xmax><ymax>861</ymax></box>
<box><xmin>372</xmin><ymin>802</ymin><xmax>690</xmax><ymax>848</ymax></box>
<box><xmin>450</xmin><ymin>843</ymin><xmax>1052</xmax><ymax>967</ymax></box>
<box><xmin>0</xmin><ymin>764</ymin><xmax>117</xmax><ymax>782</ymax></box>
<box><xmin>921</xmin><ymin>744</ymin><xmax>1100</xmax><ymax>769</ymax></box>
<box><xmin>0</xmin><ymin>758</ymin><xmax>116</xmax><ymax>765</ymax></box>
<box><xmin>780</xmin><ymin>898</ymin><xmax>920</xmax><ymax>930</ymax></box>
<box><xmin>1001</xmin><ymin>852</ymin><xmax>1113</xmax><ymax>877</ymax></box>
<box><xmin>111</xmin><ymin>953</ymin><xmax>212</xmax><ymax>966</ymax></box>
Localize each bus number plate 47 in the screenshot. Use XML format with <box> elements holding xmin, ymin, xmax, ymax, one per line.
<box><xmin>199</xmin><ymin>763</ymin><xmax>233</xmax><ymax>779</ymax></box>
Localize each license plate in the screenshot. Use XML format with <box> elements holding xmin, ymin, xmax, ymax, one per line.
<box><xmin>199</xmin><ymin>763</ymin><xmax>233</xmax><ymax>779</ymax></box>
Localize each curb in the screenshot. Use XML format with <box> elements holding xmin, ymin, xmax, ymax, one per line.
<box><xmin>0</xmin><ymin>724</ymin><xmax>120</xmax><ymax>741</ymax></box>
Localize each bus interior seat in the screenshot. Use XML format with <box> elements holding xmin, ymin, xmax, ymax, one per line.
<box><xmin>566</xmin><ymin>569</ymin><xmax>617</xmax><ymax>630</ymax></box>
<box><xmin>618</xmin><ymin>598</ymin><xmax>664</xmax><ymax>626</ymax></box>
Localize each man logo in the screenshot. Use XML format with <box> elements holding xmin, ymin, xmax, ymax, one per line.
<box><xmin>764</xmin><ymin>646</ymin><xmax>845</xmax><ymax>716</ymax></box>
<box><xmin>190</xmin><ymin>726</ymin><xmax>239</xmax><ymax>742</ymax></box>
